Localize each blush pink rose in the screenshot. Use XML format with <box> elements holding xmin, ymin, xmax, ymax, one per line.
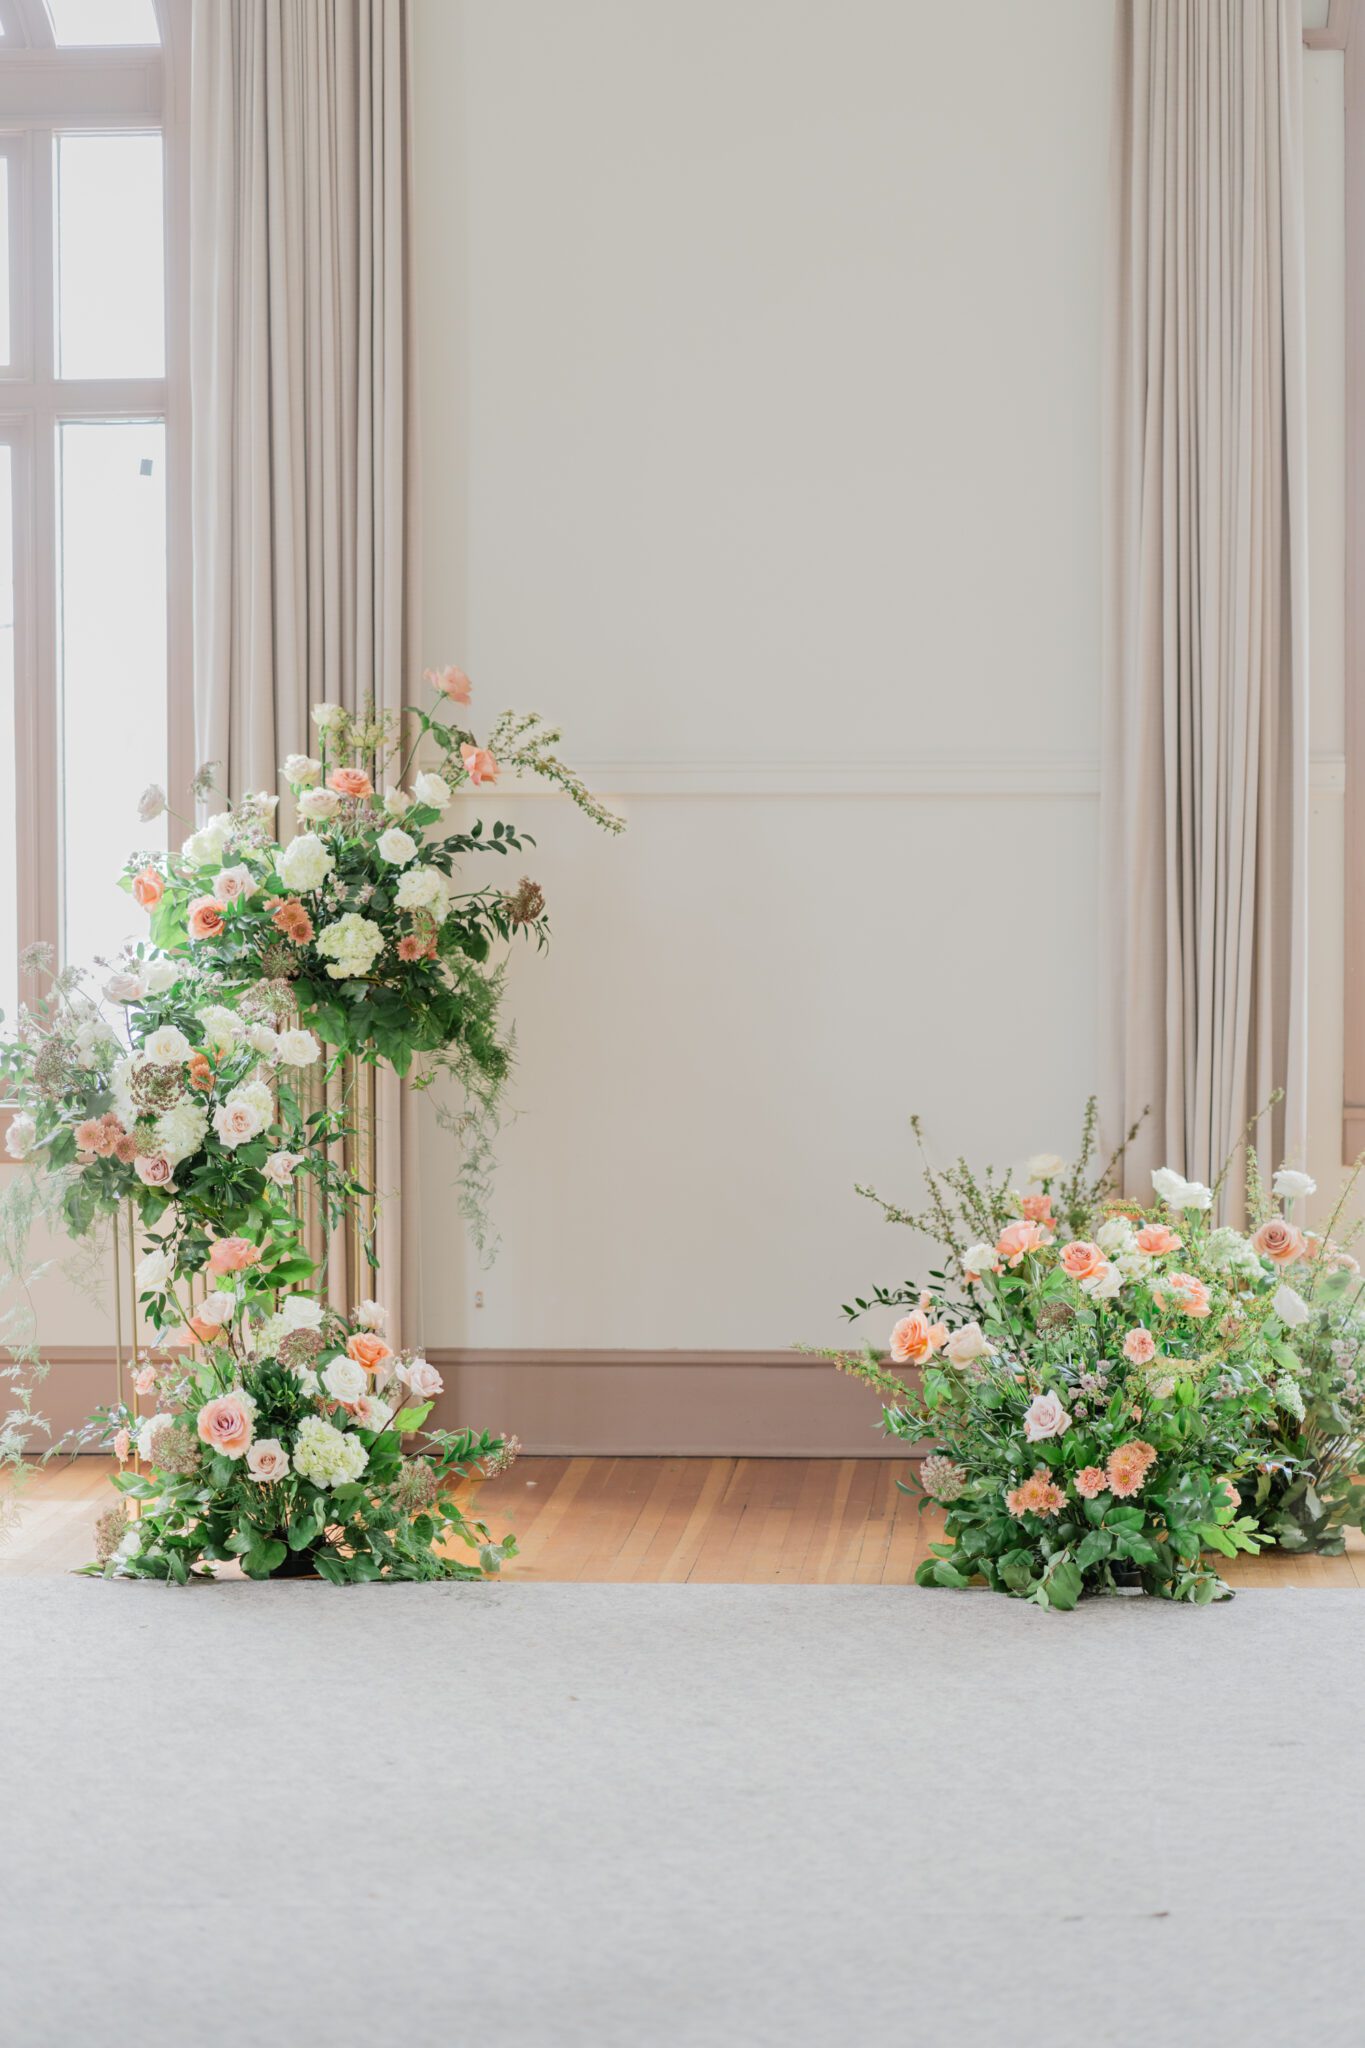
<box><xmin>246</xmin><ymin>1438</ymin><xmax>290</xmax><ymax>1483</ymax></box>
<box><xmin>888</xmin><ymin>1312</ymin><xmax>948</xmax><ymax>1366</ymax></box>
<box><xmin>113</xmin><ymin>1428</ymin><xmax>131</xmax><ymax>1463</ymax></box>
<box><xmin>195</xmin><ymin>1393</ymin><xmax>255</xmax><ymax>1460</ymax></box>
<box><xmin>327</xmin><ymin>766</ymin><xmax>374</xmax><ymax>798</ymax></box>
<box><xmin>398</xmin><ymin>1358</ymin><xmax>444</xmax><ymax>1400</ymax></box>
<box><xmin>459</xmin><ymin>743</ymin><xmax>498</xmax><ymax>787</ymax></box>
<box><xmin>996</xmin><ymin>1220</ymin><xmax>1049</xmax><ymax>1268</ymax></box>
<box><xmin>1123</xmin><ymin>1327</ymin><xmax>1157</xmax><ymax>1365</ymax></box>
<box><xmin>1252</xmin><ymin>1218</ymin><xmax>1307</xmax><ymax>1265</ymax></box>
<box><xmin>1060</xmin><ymin>1240</ymin><xmax>1104</xmax><ymax>1282</ymax></box>
<box><xmin>207</xmin><ymin>1236</ymin><xmax>262</xmax><ymax>1277</ymax></box>
<box><xmin>187</xmin><ymin>896</ymin><xmax>225</xmax><ymax>941</ymax></box>
<box><xmin>1158</xmin><ymin>1273</ymin><xmax>1212</xmax><ymax>1318</ymax></box>
<box><xmin>133</xmin><ymin>1364</ymin><xmax>158</xmax><ymax>1396</ymax></box>
<box><xmin>424</xmin><ymin>664</ymin><xmax>473</xmax><ymax>705</ymax></box>
<box><xmin>1135</xmin><ymin>1223</ymin><xmax>1182</xmax><ymax>1256</ymax></box>
<box><xmin>132</xmin><ymin>865</ymin><xmax>164</xmax><ymax>909</ymax></box>
<box><xmin>134</xmin><ymin>1154</ymin><xmax>175</xmax><ymax>1188</ymax></box>
<box><xmin>1022</xmin><ymin>1390</ymin><xmax>1071</xmax><ymax>1441</ymax></box>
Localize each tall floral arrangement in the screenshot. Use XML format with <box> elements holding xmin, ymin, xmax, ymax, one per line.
<box><xmin>820</xmin><ymin>1109</ymin><xmax>1325</xmax><ymax>1607</ymax></box>
<box><xmin>1</xmin><ymin>667</ymin><xmax>620</xmax><ymax>1576</ymax></box>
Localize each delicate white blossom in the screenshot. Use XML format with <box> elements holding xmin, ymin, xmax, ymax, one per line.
<box><xmin>293</xmin><ymin>1415</ymin><xmax>368</xmax><ymax>1488</ymax></box>
<box><xmin>283</xmin><ymin>754</ymin><xmax>321</xmax><ymax>787</ymax></box>
<box><xmin>277</xmin><ymin>832</ymin><xmax>335</xmax><ymax>893</ymax></box>
<box><xmin>377</xmin><ymin>827</ymin><xmax>418</xmax><ymax>867</ymax></box>
<box><xmin>316</xmin><ymin>913</ymin><xmax>384</xmax><ymax>981</ymax></box>
<box><xmin>413</xmin><ymin>772</ymin><xmax>451</xmax><ymax>811</ymax></box>
<box><xmin>1151</xmin><ymin>1167</ymin><xmax>1213</xmax><ymax>1212</ymax></box>
<box><xmin>4</xmin><ymin>1112</ymin><xmax>37</xmax><ymax>1160</ymax></box>
<box><xmin>1273</xmin><ymin>1168</ymin><xmax>1317</xmax><ymax>1202</ymax></box>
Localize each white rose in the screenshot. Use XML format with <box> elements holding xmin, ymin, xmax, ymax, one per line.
<box><xmin>284</xmin><ymin>754</ymin><xmax>321</xmax><ymax>787</ymax></box>
<box><xmin>4</xmin><ymin>1112</ymin><xmax>37</xmax><ymax>1160</ymax></box>
<box><xmin>377</xmin><ymin>827</ymin><xmax>418</xmax><ymax>866</ymax></box>
<box><xmin>353</xmin><ymin>1298</ymin><xmax>387</xmax><ymax>1330</ymax></box>
<box><xmin>197</xmin><ymin>1005</ymin><xmax>242</xmax><ymax>1051</ymax></box>
<box><xmin>281</xmin><ymin>1295</ymin><xmax>324</xmax><ymax>1330</ymax></box>
<box><xmin>1273</xmin><ymin>1284</ymin><xmax>1312</xmax><ymax>1328</ymax></box>
<box><xmin>1026</xmin><ymin>1152</ymin><xmax>1067</xmax><ymax>1183</ymax></box>
<box><xmin>196</xmin><ymin>1290</ymin><xmax>237</xmax><ymax>1329</ymax></box>
<box><xmin>136</xmin><ymin>1247</ymin><xmax>173</xmax><ymax>1291</ymax></box>
<box><xmin>1273</xmin><ymin>1168</ymin><xmax>1317</xmax><ymax>1202</ymax></box>
<box><xmin>298</xmin><ymin>787</ymin><xmax>342</xmax><ymax>822</ymax></box>
<box><xmin>1096</xmin><ymin>1217</ymin><xmax>1136</xmax><ymax>1255</ymax></box>
<box><xmin>248</xmin><ymin>1024</ymin><xmax>281</xmax><ymax>1059</ymax></box>
<box><xmin>263</xmin><ymin>1149</ymin><xmax>301</xmax><ymax>1187</ymax></box>
<box><xmin>137</xmin><ymin>783</ymin><xmax>167</xmax><ymax>822</ymax></box>
<box><xmin>212</xmin><ymin>865</ymin><xmax>254</xmax><ymax>905</ymax></box>
<box><xmin>394</xmin><ymin>866</ymin><xmax>448</xmax><ymax>921</ymax></box>
<box><xmin>234</xmin><ymin>1078</ymin><xmax>275</xmax><ymax>1124</ymax></box>
<box><xmin>144</xmin><ymin>1024</ymin><xmax>192</xmax><ymax>1067</ymax></box>
<box><xmin>944</xmin><ymin>1322</ymin><xmax>993</xmax><ymax>1369</ymax></box>
<box><xmin>962</xmin><ymin>1244</ymin><xmax>997</xmax><ymax>1282</ymax></box>
<box><xmin>213</xmin><ymin>1095</ymin><xmax>267</xmax><ymax>1149</ymax></box>
<box><xmin>104</xmin><ymin>972</ymin><xmax>145</xmax><ymax>1005</ymax></box>
<box><xmin>276</xmin><ymin>832</ymin><xmax>335</xmax><ymax>894</ymax></box>
<box><xmin>413</xmin><ymin>772</ymin><xmax>451</xmax><ymax>811</ymax></box>
<box><xmin>398</xmin><ymin>1358</ymin><xmax>444</xmax><ymax>1400</ymax></box>
<box><xmin>142</xmin><ymin>958</ymin><xmax>179</xmax><ymax>995</ymax></box>
<box><xmin>311</xmin><ymin>701</ymin><xmax>346</xmax><ymax>731</ymax></box>
<box><xmin>322</xmin><ymin>1356</ymin><xmax>367</xmax><ymax>1403</ymax></box>
<box><xmin>246</xmin><ymin>1438</ymin><xmax>291</xmax><ymax>1483</ymax></box>
<box><xmin>275</xmin><ymin>1028</ymin><xmax>321</xmax><ymax>1068</ymax></box>
<box><xmin>1023</xmin><ymin>1391</ymin><xmax>1071</xmax><ymax>1441</ymax></box>
<box><xmin>1151</xmin><ymin>1167</ymin><xmax>1213</xmax><ymax>1212</ymax></box>
<box><xmin>1080</xmin><ymin>1260</ymin><xmax>1122</xmax><ymax>1300</ymax></box>
<box><xmin>182</xmin><ymin>815</ymin><xmax>233</xmax><ymax>867</ymax></box>
<box><xmin>382</xmin><ymin>787</ymin><xmax>413</xmax><ymax>819</ymax></box>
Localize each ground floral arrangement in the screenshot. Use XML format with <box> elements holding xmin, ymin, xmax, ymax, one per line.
<box><xmin>0</xmin><ymin>666</ymin><xmax>620</xmax><ymax>1578</ymax></box>
<box><xmin>823</xmin><ymin>1106</ymin><xmax>1365</xmax><ymax>1608</ymax></box>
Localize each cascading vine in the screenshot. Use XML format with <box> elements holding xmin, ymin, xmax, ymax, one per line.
<box><xmin>0</xmin><ymin>666</ymin><xmax>622</xmax><ymax>1580</ymax></box>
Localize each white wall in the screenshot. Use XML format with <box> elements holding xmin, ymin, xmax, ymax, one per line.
<box><xmin>410</xmin><ymin>0</ymin><xmax>1114</xmax><ymax>1351</ymax></box>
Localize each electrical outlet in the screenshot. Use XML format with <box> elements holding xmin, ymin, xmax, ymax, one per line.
<box><xmin>474</xmin><ymin>1290</ymin><xmax>484</xmax><ymax>1309</ymax></box>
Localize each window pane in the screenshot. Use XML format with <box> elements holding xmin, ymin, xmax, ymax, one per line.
<box><xmin>45</xmin><ymin>0</ymin><xmax>160</xmax><ymax>45</ymax></box>
<box><xmin>58</xmin><ymin>422</ymin><xmax>166</xmax><ymax>985</ymax></box>
<box><xmin>0</xmin><ymin>447</ymin><xmax>14</xmax><ymax>1029</ymax></box>
<box><xmin>56</xmin><ymin>134</ymin><xmax>164</xmax><ymax>379</ymax></box>
<box><xmin>0</xmin><ymin>158</ymin><xmax>9</xmax><ymax>367</ymax></box>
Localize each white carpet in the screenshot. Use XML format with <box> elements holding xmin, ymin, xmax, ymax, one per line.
<box><xmin>4</xmin><ymin>1580</ymin><xmax>1364</xmax><ymax>2047</ymax></box>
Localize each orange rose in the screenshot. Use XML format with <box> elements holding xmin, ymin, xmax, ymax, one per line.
<box><xmin>1135</xmin><ymin>1223</ymin><xmax>1182</xmax><ymax>1256</ymax></box>
<box><xmin>1060</xmin><ymin>1240</ymin><xmax>1104</xmax><ymax>1282</ymax></box>
<box><xmin>346</xmin><ymin>1331</ymin><xmax>393</xmax><ymax>1374</ymax></box>
<box><xmin>996</xmin><ymin>1220</ymin><xmax>1048</xmax><ymax>1268</ymax></box>
<box><xmin>1252</xmin><ymin>1218</ymin><xmax>1306</xmax><ymax>1265</ymax></box>
<box><xmin>1157</xmin><ymin>1273</ymin><xmax>1211</xmax><ymax>1317</ymax></box>
<box><xmin>459</xmin><ymin>744</ymin><xmax>499</xmax><ymax>787</ymax></box>
<box><xmin>327</xmin><ymin>767</ymin><xmax>374</xmax><ymax>798</ymax></box>
<box><xmin>188</xmin><ymin>896</ymin><xmax>225</xmax><ymax>941</ymax></box>
<box><xmin>132</xmin><ymin>865</ymin><xmax>164</xmax><ymax>909</ymax></box>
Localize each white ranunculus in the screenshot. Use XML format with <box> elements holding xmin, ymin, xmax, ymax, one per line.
<box><xmin>413</xmin><ymin>771</ymin><xmax>451</xmax><ymax>811</ymax></box>
<box><xmin>283</xmin><ymin>753</ymin><xmax>321</xmax><ymax>787</ymax></box>
<box><xmin>1272</xmin><ymin>1284</ymin><xmax>1312</xmax><ymax>1328</ymax></box>
<box><xmin>275</xmin><ymin>1028</ymin><xmax>321</xmax><ymax>1068</ymax></box>
<box><xmin>197</xmin><ymin>1004</ymin><xmax>242</xmax><ymax>1051</ymax></box>
<box><xmin>962</xmin><ymin>1244</ymin><xmax>997</xmax><ymax>1281</ymax></box>
<box><xmin>142</xmin><ymin>958</ymin><xmax>179</xmax><ymax>996</ymax></box>
<box><xmin>354</xmin><ymin>1298</ymin><xmax>387</xmax><ymax>1330</ymax></box>
<box><xmin>144</xmin><ymin>1024</ymin><xmax>192</xmax><ymax>1067</ymax></box>
<box><xmin>1273</xmin><ymin>1168</ymin><xmax>1317</xmax><ymax>1202</ymax></box>
<box><xmin>1151</xmin><ymin>1166</ymin><xmax>1213</xmax><ymax>1212</ymax></box>
<box><xmin>136</xmin><ymin>1247</ymin><xmax>173</xmax><ymax>1291</ymax></box>
<box><xmin>1096</xmin><ymin>1216</ymin><xmax>1136</xmax><ymax>1256</ymax></box>
<box><xmin>277</xmin><ymin>832</ymin><xmax>335</xmax><ymax>893</ymax></box>
<box><xmin>322</xmin><ymin>1356</ymin><xmax>367</xmax><ymax>1403</ymax></box>
<box><xmin>4</xmin><ymin>1112</ymin><xmax>37</xmax><ymax>1161</ymax></box>
<box><xmin>311</xmin><ymin>701</ymin><xmax>346</xmax><ymax>731</ymax></box>
<box><xmin>399</xmin><ymin>1358</ymin><xmax>444</xmax><ymax>1399</ymax></box>
<box><xmin>196</xmin><ymin>1290</ymin><xmax>236</xmax><ymax>1329</ymax></box>
<box><xmin>394</xmin><ymin>865</ymin><xmax>448</xmax><ymax>921</ymax></box>
<box><xmin>382</xmin><ymin>787</ymin><xmax>413</xmax><ymax>819</ymax></box>
<box><xmin>944</xmin><ymin>1321</ymin><xmax>993</xmax><ymax>1368</ymax></box>
<box><xmin>281</xmin><ymin>1295</ymin><xmax>324</xmax><ymax>1330</ymax></box>
<box><xmin>376</xmin><ymin>827</ymin><xmax>418</xmax><ymax>867</ymax></box>
<box><xmin>247</xmin><ymin>1024</ymin><xmax>281</xmax><ymax>1059</ymax></box>
<box><xmin>138</xmin><ymin>783</ymin><xmax>167</xmax><ymax>822</ymax></box>
<box><xmin>1025</xmin><ymin>1152</ymin><xmax>1066</xmax><ymax>1183</ymax></box>
<box><xmin>298</xmin><ymin>787</ymin><xmax>342</xmax><ymax>822</ymax></box>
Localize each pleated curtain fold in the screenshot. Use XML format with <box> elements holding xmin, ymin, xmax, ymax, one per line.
<box><xmin>1102</xmin><ymin>0</ymin><xmax>1311</xmax><ymax>1202</ymax></box>
<box><xmin>189</xmin><ymin>0</ymin><xmax>420</xmax><ymax>1340</ymax></box>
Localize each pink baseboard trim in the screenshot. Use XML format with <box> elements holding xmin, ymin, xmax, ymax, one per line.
<box><xmin>18</xmin><ymin>1346</ymin><xmax>905</xmax><ymax>1457</ymax></box>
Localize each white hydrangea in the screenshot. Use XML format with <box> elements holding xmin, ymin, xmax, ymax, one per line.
<box><xmin>155</xmin><ymin>1098</ymin><xmax>210</xmax><ymax>1165</ymax></box>
<box><xmin>143</xmin><ymin>1024</ymin><xmax>192</xmax><ymax>1067</ymax></box>
<box><xmin>293</xmin><ymin>1415</ymin><xmax>368</xmax><ymax>1489</ymax></box>
<box><xmin>394</xmin><ymin>866</ymin><xmax>448</xmax><ymax>923</ymax></box>
<box><xmin>275</xmin><ymin>1028</ymin><xmax>321</xmax><ymax>1067</ymax></box>
<box><xmin>1204</xmin><ymin>1227</ymin><xmax>1263</xmax><ymax>1279</ymax></box>
<box><xmin>376</xmin><ymin>827</ymin><xmax>417</xmax><ymax>866</ymax></box>
<box><xmin>316</xmin><ymin>913</ymin><xmax>384</xmax><ymax>981</ymax></box>
<box><xmin>413</xmin><ymin>772</ymin><xmax>451</xmax><ymax>811</ymax></box>
<box><xmin>234</xmin><ymin>1077</ymin><xmax>275</xmax><ymax>1125</ymax></box>
<box><xmin>197</xmin><ymin>1005</ymin><xmax>242</xmax><ymax>1051</ymax></box>
<box><xmin>276</xmin><ymin>832</ymin><xmax>335</xmax><ymax>893</ymax></box>
<box><xmin>283</xmin><ymin>754</ymin><xmax>321</xmax><ymax>787</ymax></box>
<box><xmin>182</xmin><ymin>814</ymin><xmax>234</xmax><ymax>867</ymax></box>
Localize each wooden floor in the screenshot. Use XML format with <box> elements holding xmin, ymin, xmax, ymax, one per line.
<box><xmin>4</xmin><ymin>1455</ymin><xmax>1365</xmax><ymax>1584</ymax></box>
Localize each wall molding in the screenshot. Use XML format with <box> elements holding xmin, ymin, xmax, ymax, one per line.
<box><xmin>457</xmin><ymin>753</ymin><xmax>1348</xmax><ymax>800</ymax></box>
<box><xmin>21</xmin><ymin>1346</ymin><xmax>903</xmax><ymax>1459</ymax></box>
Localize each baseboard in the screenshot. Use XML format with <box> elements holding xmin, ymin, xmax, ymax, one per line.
<box><xmin>17</xmin><ymin>1346</ymin><xmax>901</xmax><ymax>1458</ymax></box>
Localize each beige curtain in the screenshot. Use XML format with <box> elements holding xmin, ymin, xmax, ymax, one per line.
<box><xmin>189</xmin><ymin>0</ymin><xmax>421</xmax><ymax>1340</ymax></box>
<box><xmin>1102</xmin><ymin>0</ymin><xmax>1310</xmax><ymax>1203</ymax></box>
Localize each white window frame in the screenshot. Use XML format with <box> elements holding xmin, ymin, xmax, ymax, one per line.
<box><xmin>0</xmin><ymin>0</ymin><xmax>190</xmax><ymax>1023</ymax></box>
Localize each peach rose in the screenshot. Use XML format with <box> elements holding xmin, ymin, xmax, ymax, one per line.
<box><xmin>134</xmin><ymin>1154</ymin><xmax>175</xmax><ymax>1188</ymax></box>
<box><xmin>346</xmin><ymin>1331</ymin><xmax>393</xmax><ymax>1374</ymax></box>
<box><xmin>1252</xmin><ymin>1218</ymin><xmax>1307</xmax><ymax>1266</ymax></box>
<box><xmin>132</xmin><ymin>865</ymin><xmax>164</xmax><ymax>909</ymax></box>
<box><xmin>1158</xmin><ymin>1273</ymin><xmax>1211</xmax><ymax>1318</ymax></box>
<box><xmin>1135</xmin><ymin>1223</ymin><xmax>1182</xmax><ymax>1256</ymax></box>
<box><xmin>1074</xmin><ymin>1466</ymin><xmax>1108</xmax><ymax>1499</ymax></box>
<box><xmin>187</xmin><ymin>896</ymin><xmax>225</xmax><ymax>941</ymax></box>
<box><xmin>113</xmin><ymin>1428</ymin><xmax>131</xmax><ymax>1463</ymax></box>
<box><xmin>246</xmin><ymin>1438</ymin><xmax>290</xmax><ymax>1483</ymax></box>
<box><xmin>196</xmin><ymin>1393</ymin><xmax>255</xmax><ymax>1460</ymax></box>
<box><xmin>424</xmin><ymin>664</ymin><xmax>473</xmax><ymax>705</ymax></box>
<box><xmin>459</xmin><ymin>744</ymin><xmax>498</xmax><ymax>787</ymax></box>
<box><xmin>888</xmin><ymin>1312</ymin><xmax>948</xmax><ymax>1366</ymax></box>
<box><xmin>207</xmin><ymin>1236</ymin><xmax>262</xmax><ymax>1276</ymax></box>
<box><xmin>133</xmin><ymin>1364</ymin><xmax>158</xmax><ymax>1396</ymax></box>
<box><xmin>1123</xmin><ymin>1327</ymin><xmax>1157</xmax><ymax>1365</ymax></box>
<box><xmin>327</xmin><ymin>766</ymin><xmax>374</xmax><ymax>798</ymax></box>
<box><xmin>1060</xmin><ymin>1240</ymin><xmax>1104</xmax><ymax>1282</ymax></box>
<box><xmin>996</xmin><ymin>1220</ymin><xmax>1048</xmax><ymax>1268</ymax></box>
<box><xmin>1019</xmin><ymin>1193</ymin><xmax>1055</xmax><ymax>1230</ymax></box>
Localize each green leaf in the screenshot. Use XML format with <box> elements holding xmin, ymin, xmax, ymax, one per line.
<box><xmin>1074</xmin><ymin>1528</ymin><xmax>1112</xmax><ymax>1570</ymax></box>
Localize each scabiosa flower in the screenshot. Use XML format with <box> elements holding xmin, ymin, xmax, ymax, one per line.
<box><xmin>919</xmin><ymin>1454</ymin><xmax>967</xmax><ymax>1503</ymax></box>
<box><xmin>1005</xmin><ymin>1470</ymin><xmax>1066</xmax><ymax>1520</ymax></box>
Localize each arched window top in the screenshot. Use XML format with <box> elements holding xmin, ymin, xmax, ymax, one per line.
<box><xmin>0</xmin><ymin>1</ymin><xmax>161</xmax><ymax>49</ymax></box>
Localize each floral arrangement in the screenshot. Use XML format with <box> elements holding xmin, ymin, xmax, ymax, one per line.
<box><xmin>1</xmin><ymin>664</ymin><xmax>617</xmax><ymax>1575</ymax></box>
<box><xmin>89</xmin><ymin>1287</ymin><xmax>518</xmax><ymax>1583</ymax></box>
<box><xmin>821</xmin><ymin>1108</ymin><xmax>1336</xmax><ymax>1606</ymax></box>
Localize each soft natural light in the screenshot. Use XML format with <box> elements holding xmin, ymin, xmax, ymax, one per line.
<box><xmin>58</xmin><ymin>421</ymin><xmax>166</xmax><ymax>985</ymax></box>
<box><xmin>0</xmin><ymin>447</ymin><xmax>14</xmax><ymax>1028</ymax></box>
<box><xmin>56</xmin><ymin>133</ymin><xmax>164</xmax><ymax>379</ymax></box>
<box><xmin>0</xmin><ymin>159</ymin><xmax>10</xmax><ymax>367</ymax></box>
<box><xmin>45</xmin><ymin>0</ymin><xmax>160</xmax><ymax>46</ymax></box>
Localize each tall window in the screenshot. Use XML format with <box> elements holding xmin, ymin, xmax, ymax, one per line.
<box><xmin>0</xmin><ymin>0</ymin><xmax>185</xmax><ymax>1026</ymax></box>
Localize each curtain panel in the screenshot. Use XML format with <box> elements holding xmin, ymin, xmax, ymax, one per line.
<box><xmin>1102</xmin><ymin>0</ymin><xmax>1311</xmax><ymax>1201</ymax></box>
<box><xmin>189</xmin><ymin>0</ymin><xmax>420</xmax><ymax>1337</ymax></box>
